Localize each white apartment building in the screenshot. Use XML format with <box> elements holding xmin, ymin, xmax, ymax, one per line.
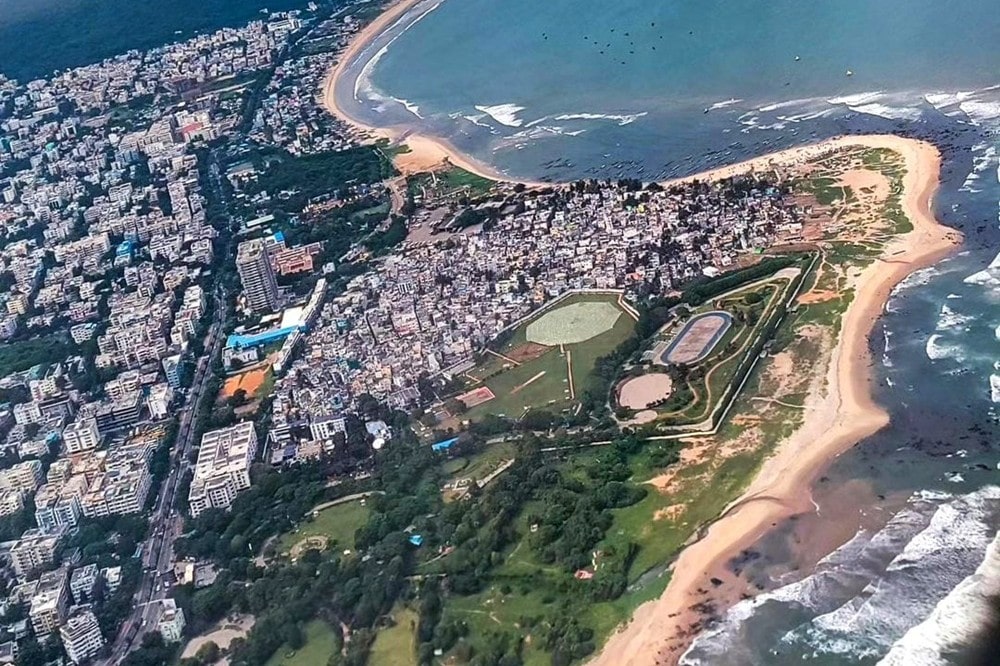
<box><xmin>10</xmin><ymin>528</ymin><xmax>65</xmax><ymax>579</ymax></box>
<box><xmin>237</xmin><ymin>238</ymin><xmax>279</xmax><ymax>313</ymax></box>
<box><xmin>34</xmin><ymin>482</ymin><xmax>83</xmax><ymax>531</ymax></box>
<box><xmin>0</xmin><ymin>460</ymin><xmax>43</xmax><ymax>494</ymax></box>
<box><xmin>69</xmin><ymin>564</ymin><xmax>98</xmax><ymax>604</ymax></box>
<box><xmin>0</xmin><ymin>489</ymin><xmax>23</xmax><ymax>517</ymax></box>
<box><xmin>189</xmin><ymin>422</ymin><xmax>257</xmax><ymax>517</ymax></box>
<box><xmin>145</xmin><ymin>384</ymin><xmax>173</xmax><ymax>420</ymax></box>
<box><xmin>62</xmin><ymin>417</ymin><xmax>100</xmax><ymax>454</ymax></box>
<box><xmin>29</xmin><ymin>569</ymin><xmax>68</xmax><ymax>637</ymax></box>
<box><xmin>60</xmin><ymin>609</ymin><xmax>104</xmax><ymax>664</ymax></box>
<box><xmin>80</xmin><ymin>466</ymin><xmax>151</xmax><ymax>517</ymax></box>
<box><xmin>157</xmin><ymin>599</ymin><xmax>186</xmax><ymax>642</ymax></box>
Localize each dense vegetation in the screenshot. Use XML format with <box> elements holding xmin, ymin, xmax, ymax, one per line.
<box><xmin>0</xmin><ymin>0</ymin><xmax>312</xmax><ymax>82</ymax></box>
<box><xmin>247</xmin><ymin>148</ymin><xmax>394</xmax><ymax>213</ymax></box>
<box><xmin>0</xmin><ymin>334</ymin><xmax>75</xmax><ymax>379</ymax></box>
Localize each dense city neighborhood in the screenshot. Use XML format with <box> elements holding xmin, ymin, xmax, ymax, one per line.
<box><xmin>0</xmin><ymin>0</ymin><xmax>808</xmax><ymax>664</ymax></box>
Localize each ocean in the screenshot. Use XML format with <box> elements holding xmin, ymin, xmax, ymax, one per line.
<box><xmin>339</xmin><ymin>0</ymin><xmax>1000</xmax><ymax>662</ymax></box>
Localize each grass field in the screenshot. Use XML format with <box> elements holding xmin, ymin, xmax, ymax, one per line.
<box><xmin>264</xmin><ymin>620</ymin><xmax>336</xmax><ymax>666</ymax></box>
<box><xmin>369</xmin><ymin>606</ymin><xmax>418</xmax><ymax>666</ymax></box>
<box><xmin>462</xmin><ymin>292</ymin><xmax>635</xmax><ymax>421</ymax></box>
<box><xmin>277</xmin><ymin>500</ymin><xmax>371</xmax><ymax>554</ymax></box>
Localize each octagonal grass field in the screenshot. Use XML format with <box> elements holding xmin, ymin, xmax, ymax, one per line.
<box><xmin>462</xmin><ymin>293</ymin><xmax>636</xmax><ymax>420</ymax></box>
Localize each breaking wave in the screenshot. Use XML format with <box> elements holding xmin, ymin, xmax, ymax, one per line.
<box><xmin>680</xmin><ymin>487</ymin><xmax>1000</xmax><ymax>666</ymax></box>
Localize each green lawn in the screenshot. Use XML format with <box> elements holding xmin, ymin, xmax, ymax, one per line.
<box><xmin>456</xmin><ymin>442</ymin><xmax>518</xmax><ymax>481</ymax></box>
<box><xmin>265</xmin><ymin>620</ymin><xmax>336</xmax><ymax>666</ymax></box>
<box><xmin>369</xmin><ymin>606</ymin><xmax>418</xmax><ymax>666</ymax></box>
<box><xmin>277</xmin><ymin>500</ymin><xmax>371</xmax><ymax>554</ymax></box>
<box><xmin>464</xmin><ymin>347</ymin><xmax>572</xmax><ymax>420</ymax></box>
<box><xmin>463</xmin><ymin>292</ymin><xmax>636</xmax><ymax>421</ymax></box>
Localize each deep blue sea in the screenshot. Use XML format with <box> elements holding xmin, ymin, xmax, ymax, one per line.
<box><xmin>337</xmin><ymin>1</ymin><xmax>1000</xmax><ymax>663</ymax></box>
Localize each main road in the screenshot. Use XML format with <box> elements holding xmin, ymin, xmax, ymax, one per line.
<box><xmin>101</xmin><ymin>291</ymin><xmax>226</xmax><ymax>664</ymax></box>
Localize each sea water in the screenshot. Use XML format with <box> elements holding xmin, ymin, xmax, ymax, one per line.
<box><xmin>338</xmin><ymin>0</ymin><xmax>1000</xmax><ymax>181</ymax></box>
<box><xmin>344</xmin><ymin>1</ymin><xmax>1000</xmax><ymax>662</ymax></box>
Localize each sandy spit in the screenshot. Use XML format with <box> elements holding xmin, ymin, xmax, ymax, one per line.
<box><xmin>318</xmin><ymin>4</ymin><xmax>961</xmax><ymax>662</ymax></box>
<box><xmin>587</xmin><ymin>136</ymin><xmax>961</xmax><ymax>666</ymax></box>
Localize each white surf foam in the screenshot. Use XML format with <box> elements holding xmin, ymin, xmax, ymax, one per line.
<box><xmin>879</xmin><ymin>522</ymin><xmax>1000</xmax><ymax>665</ymax></box>
<box><xmin>474</xmin><ymin>103</ymin><xmax>527</xmax><ymax>127</ymax></box>
<box><xmin>783</xmin><ymin>487</ymin><xmax>1000</xmax><ymax>660</ymax></box>
<box><xmin>352</xmin><ymin>0</ymin><xmax>445</xmax><ymax>102</ymax></box>
<box><xmin>848</xmin><ymin>103</ymin><xmax>923</xmax><ymax>122</ymax></box>
<box><xmin>709</xmin><ymin>98</ymin><xmax>743</xmax><ymax>111</ymax></box>
<box><xmin>990</xmin><ymin>374</ymin><xmax>1000</xmax><ymax>403</ymax></box>
<box><xmin>391</xmin><ymin>97</ymin><xmax>422</xmax><ymax>119</ymax></box>
<box><xmin>551</xmin><ymin>111</ymin><xmax>648</xmax><ymax>126</ymax></box>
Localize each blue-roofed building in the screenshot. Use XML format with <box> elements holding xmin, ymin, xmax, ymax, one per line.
<box><xmin>431</xmin><ymin>437</ymin><xmax>459</xmax><ymax>452</ymax></box>
<box><xmin>225</xmin><ymin>325</ymin><xmax>298</xmax><ymax>350</ymax></box>
<box><xmin>408</xmin><ymin>534</ymin><xmax>424</xmax><ymax>547</ymax></box>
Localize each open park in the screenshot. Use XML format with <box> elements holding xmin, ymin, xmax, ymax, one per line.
<box><xmin>276</xmin><ymin>498</ymin><xmax>371</xmax><ymax>558</ymax></box>
<box><xmin>456</xmin><ymin>292</ymin><xmax>637</xmax><ymax>421</ymax></box>
<box><xmin>616</xmin><ymin>257</ymin><xmax>811</xmax><ymax>432</ymax></box>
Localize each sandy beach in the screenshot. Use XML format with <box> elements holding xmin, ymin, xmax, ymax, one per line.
<box><xmin>321</xmin><ymin>0</ymin><xmax>549</xmax><ymax>184</ymax></box>
<box><xmin>587</xmin><ymin>135</ymin><xmax>961</xmax><ymax>666</ymax></box>
<box><xmin>319</xmin><ymin>4</ymin><xmax>962</xmax><ymax>662</ymax></box>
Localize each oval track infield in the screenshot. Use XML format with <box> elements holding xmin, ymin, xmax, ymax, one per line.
<box><xmin>662</xmin><ymin>311</ymin><xmax>733</xmax><ymax>365</ymax></box>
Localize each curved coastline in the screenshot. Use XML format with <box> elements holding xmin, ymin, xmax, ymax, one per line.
<box><xmin>588</xmin><ymin>136</ymin><xmax>962</xmax><ymax>666</ymax></box>
<box><xmin>321</xmin><ymin>0</ymin><xmax>548</xmax><ymax>184</ymax></box>
<box><xmin>319</xmin><ymin>5</ymin><xmax>963</xmax><ymax>664</ymax></box>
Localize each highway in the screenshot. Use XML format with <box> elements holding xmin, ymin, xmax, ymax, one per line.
<box><xmin>101</xmin><ymin>294</ymin><xmax>225</xmax><ymax>664</ymax></box>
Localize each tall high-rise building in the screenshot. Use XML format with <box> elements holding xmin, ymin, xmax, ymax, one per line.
<box><xmin>236</xmin><ymin>239</ymin><xmax>279</xmax><ymax>313</ymax></box>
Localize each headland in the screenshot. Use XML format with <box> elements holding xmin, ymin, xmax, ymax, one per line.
<box><xmin>588</xmin><ymin>135</ymin><xmax>961</xmax><ymax>665</ymax></box>
<box><xmin>322</xmin><ymin>4</ymin><xmax>961</xmax><ymax>664</ymax></box>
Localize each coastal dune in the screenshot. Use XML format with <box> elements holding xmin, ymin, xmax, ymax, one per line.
<box><xmin>319</xmin><ymin>3</ymin><xmax>962</xmax><ymax>663</ymax></box>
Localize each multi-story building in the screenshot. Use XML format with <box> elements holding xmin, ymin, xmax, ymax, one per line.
<box><xmin>0</xmin><ymin>460</ymin><xmax>43</xmax><ymax>495</ymax></box>
<box><xmin>80</xmin><ymin>465</ymin><xmax>150</xmax><ymax>517</ymax></box>
<box><xmin>62</xmin><ymin>418</ymin><xmax>101</xmax><ymax>454</ymax></box>
<box><xmin>10</xmin><ymin>527</ymin><xmax>65</xmax><ymax>579</ymax></box>
<box><xmin>34</xmin><ymin>491</ymin><xmax>83</xmax><ymax>531</ymax></box>
<box><xmin>237</xmin><ymin>238</ymin><xmax>279</xmax><ymax>313</ymax></box>
<box><xmin>0</xmin><ymin>490</ymin><xmax>24</xmax><ymax>517</ymax></box>
<box><xmin>69</xmin><ymin>564</ymin><xmax>98</xmax><ymax>604</ymax></box>
<box><xmin>29</xmin><ymin>569</ymin><xmax>68</xmax><ymax>636</ymax></box>
<box><xmin>60</xmin><ymin>609</ymin><xmax>104</xmax><ymax>664</ymax></box>
<box><xmin>162</xmin><ymin>353</ymin><xmax>185</xmax><ymax>389</ymax></box>
<box><xmin>188</xmin><ymin>422</ymin><xmax>257</xmax><ymax>517</ymax></box>
<box><xmin>157</xmin><ymin>598</ymin><xmax>186</xmax><ymax>642</ymax></box>
<box><xmin>93</xmin><ymin>391</ymin><xmax>143</xmax><ymax>433</ymax></box>
<box><xmin>145</xmin><ymin>384</ymin><xmax>173</xmax><ymax>420</ymax></box>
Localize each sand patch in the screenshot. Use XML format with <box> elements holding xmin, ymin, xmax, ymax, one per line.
<box><xmin>653</xmin><ymin>504</ymin><xmax>686</xmax><ymax>522</ymax></box>
<box><xmin>618</xmin><ymin>373</ymin><xmax>673</xmax><ymax>410</ymax></box>
<box><xmin>182</xmin><ymin>615</ymin><xmax>256</xmax><ymax>659</ymax></box>
<box><xmin>222</xmin><ymin>366</ymin><xmax>269</xmax><ymax>398</ymax></box>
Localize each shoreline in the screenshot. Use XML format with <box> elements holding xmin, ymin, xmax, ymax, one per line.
<box><xmin>587</xmin><ymin>136</ymin><xmax>962</xmax><ymax>666</ymax></box>
<box><xmin>321</xmin><ymin>0</ymin><xmax>549</xmax><ymax>185</ymax></box>
<box><xmin>316</xmin><ymin>3</ymin><xmax>962</xmax><ymax>662</ymax></box>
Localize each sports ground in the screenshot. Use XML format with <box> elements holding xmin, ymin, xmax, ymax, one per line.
<box><xmin>661</xmin><ymin>311</ymin><xmax>733</xmax><ymax>365</ymax></box>
<box><xmin>460</xmin><ymin>292</ymin><xmax>636</xmax><ymax>420</ymax></box>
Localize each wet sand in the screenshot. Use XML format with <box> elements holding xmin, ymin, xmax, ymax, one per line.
<box><xmin>588</xmin><ymin>136</ymin><xmax>961</xmax><ymax>666</ymax></box>
<box><xmin>320</xmin><ymin>0</ymin><xmax>545</xmax><ymax>183</ymax></box>
<box><xmin>318</xmin><ymin>5</ymin><xmax>961</xmax><ymax>662</ymax></box>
